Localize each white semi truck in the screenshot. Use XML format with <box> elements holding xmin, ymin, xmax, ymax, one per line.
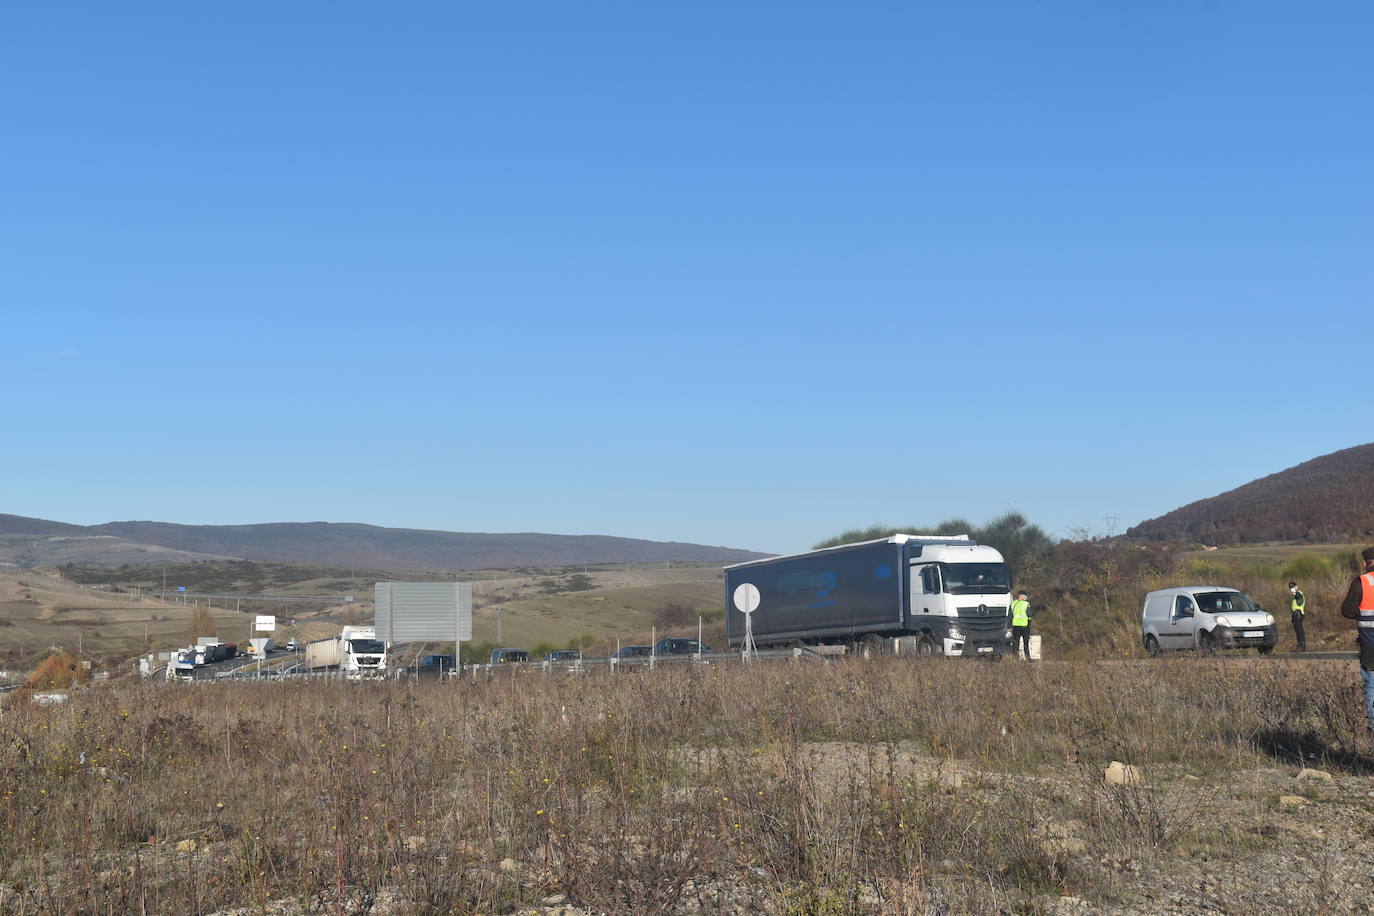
<box><xmin>304</xmin><ymin>625</ymin><xmax>389</xmax><ymax>677</ymax></box>
<box><xmin>724</xmin><ymin>535</ymin><xmax>1015</xmax><ymax>657</ymax></box>
<box><xmin>167</xmin><ymin>647</ymin><xmax>198</xmax><ymax>681</ymax></box>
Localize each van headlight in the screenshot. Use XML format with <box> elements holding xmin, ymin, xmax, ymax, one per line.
<box><xmin>1215</xmin><ymin>615</ymin><xmax>1232</xmax><ymax>627</ymax></box>
<box><xmin>1265</xmin><ymin>613</ymin><xmax>1275</xmax><ymax>625</ymax></box>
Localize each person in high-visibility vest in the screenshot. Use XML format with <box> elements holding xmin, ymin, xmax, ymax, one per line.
<box><xmin>1339</xmin><ymin>547</ymin><xmax>1374</xmax><ymax>732</ymax></box>
<box><xmin>1288</xmin><ymin>580</ymin><xmax>1307</xmax><ymax>652</ymax></box>
<box><xmin>1009</xmin><ymin>592</ymin><xmax>1032</xmax><ymax>660</ymax></box>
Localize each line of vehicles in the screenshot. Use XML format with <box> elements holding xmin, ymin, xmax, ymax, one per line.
<box><xmin>163</xmin><ymin>534</ymin><xmax>1288</xmax><ymax>682</ymax></box>
<box><xmin>166</xmin><ymin>626</ymin><xmax>387</xmax><ymax>681</ymax></box>
<box><xmin>165</xmin><ymin>636</ymin><xmax>288</xmax><ymax>680</ymax></box>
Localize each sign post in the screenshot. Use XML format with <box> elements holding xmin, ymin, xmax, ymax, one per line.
<box><xmin>250</xmin><ymin>637</ymin><xmax>271</xmax><ymax>678</ymax></box>
<box><xmin>732</xmin><ymin>583</ymin><xmax>761</xmax><ymax>661</ymax></box>
<box><xmin>374</xmin><ymin>582</ymin><xmax>473</xmax><ymax>676</ymax></box>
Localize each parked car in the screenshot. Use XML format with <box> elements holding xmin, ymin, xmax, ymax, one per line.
<box><xmin>653</xmin><ymin>637</ymin><xmax>710</xmax><ymax>656</ymax></box>
<box><xmin>284</xmin><ymin>640</ymin><xmax>300</xmax><ymax>653</ymax></box>
<box><xmin>489</xmin><ymin>648</ymin><xmax>529</xmax><ymax>665</ymax></box>
<box><xmin>611</xmin><ymin>645</ymin><xmax>653</xmax><ymax>659</ymax></box>
<box><xmin>1141</xmin><ymin>586</ymin><xmax>1277</xmax><ymax>656</ymax></box>
<box><xmin>542</xmin><ymin>649</ymin><xmax>582</xmax><ymax>663</ymax></box>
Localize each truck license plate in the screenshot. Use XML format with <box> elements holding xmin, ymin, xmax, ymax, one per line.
<box><xmin>1243</xmin><ymin>630</ymin><xmax>1263</xmax><ymax>638</ymax></box>
<box><xmin>977</xmin><ymin>646</ymin><xmax>994</xmax><ymax>653</ymax></box>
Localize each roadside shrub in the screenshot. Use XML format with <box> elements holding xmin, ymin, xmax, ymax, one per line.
<box><xmin>22</xmin><ymin>650</ymin><xmax>88</xmax><ymax>689</ymax></box>
<box><xmin>1178</xmin><ymin>557</ymin><xmax>1229</xmax><ymax>582</ymax></box>
<box><xmin>1282</xmin><ymin>554</ymin><xmax>1334</xmax><ymax>581</ymax></box>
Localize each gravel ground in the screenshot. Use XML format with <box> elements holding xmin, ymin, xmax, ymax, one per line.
<box><xmin>199</xmin><ymin>758</ymin><xmax>1374</xmax><ymax>916</ymax></box>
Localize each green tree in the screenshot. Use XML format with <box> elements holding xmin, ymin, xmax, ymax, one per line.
<box><xmin>812</xmin><ymin>511</ymin><xmax>1051</xmax><ymax>583</ymax></box>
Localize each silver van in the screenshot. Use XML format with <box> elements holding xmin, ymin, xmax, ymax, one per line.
<box><xmin>1141</xmin><ymin>586</ymin><xmax>1277</xmax><ymax>656</ymax></box>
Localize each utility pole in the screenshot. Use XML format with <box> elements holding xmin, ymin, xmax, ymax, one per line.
<box><xmin>494</xmin><ymin>607</ymin><xmax>503</xmax><ymax>646</ymax></box>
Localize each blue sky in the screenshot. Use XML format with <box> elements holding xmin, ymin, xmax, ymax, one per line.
<box><xmin>2</xmin><ymin>2</ymin><xmax>1370</xmax><ymax>554</ymax></box>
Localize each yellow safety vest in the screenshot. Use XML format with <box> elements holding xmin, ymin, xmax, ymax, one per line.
<box><xmin>1290</xmin><ymin>591</ymin><xmax>1305</xmax><ymax>615</ymax></box>
<box><xmin>1010</xmin><ymin>599</ymin><xmax>1030</xmax><ymax>627</ymax></box>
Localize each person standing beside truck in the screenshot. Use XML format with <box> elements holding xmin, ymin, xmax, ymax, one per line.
<box><xmin>1338</xmin><ymin>547</ymin><xmax>1374</xmax><ymax>732</ymax></box>
<box><xmin>1010</xmin><ymin>592</ymin><xmax>1032</xmax><ymax>660</ymax></box>
<box><xmin>1288</xmin><ymin>581</ymin><xmax>1307</xmax><ymax>652</ymax></box>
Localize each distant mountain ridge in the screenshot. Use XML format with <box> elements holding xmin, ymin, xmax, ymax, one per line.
<box><xmin>0</xmin><ymin>514</ymin><xmax>768</xmax><ymax>571</ymax></box>
<box><xmin>1127</xmin><ymin>442</ymin><xmax>1374</xmax><ymax>544</ymax></box>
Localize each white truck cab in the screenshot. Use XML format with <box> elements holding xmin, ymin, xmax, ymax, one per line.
<box><xmin>340</xmin><ymin>625</ymin><xmax>388</xmax><ymax>677</ymax></box>
<box><xmin>1141</xmin><ymin>586</ymin><xmax>1277</xmax><ymax>656</ymax></box>
<box><xmin>907</xmin><ymin>542</ymin><xmax>1014</xmax><ymax>656</ymax></box>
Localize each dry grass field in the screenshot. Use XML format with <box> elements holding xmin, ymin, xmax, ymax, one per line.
<box><xmin>0</xmin><ymin>573</ymin><xmax>252</xmax><ymax>667</ymax></box>
<box><xmin>2</xmin><ymin>655</ymin><xmax>1372</xmax><ymax>915</ymax></box>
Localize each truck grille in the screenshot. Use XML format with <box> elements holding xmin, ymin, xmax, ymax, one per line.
<box><xmin>956</xmin><ymin>606</ymin><xmax>1009</xmax><ymax>632</ymax></box>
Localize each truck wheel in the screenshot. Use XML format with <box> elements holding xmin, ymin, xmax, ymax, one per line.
<box><xmin>1145</xmin><ymin>635</ymin><xmax>1161</xmax><ymax>658</ymax></box>
<box><xmin>860</xmin><ymin>635</ymin><xmax>885</xmax><ymax>659</ymax></box>
<box><xmin>915</xmin><ymin>634</ymin><xmax>938</xmax><ymax>657</ymax></box>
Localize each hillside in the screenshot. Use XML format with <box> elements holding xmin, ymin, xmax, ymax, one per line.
<box><xmin>1127</xmin><ymin>442</ymin><xmax>1374</xmax><ymax>544</ymax></box>
<box><xmin>0</xmin><ymin>535</ymin><xmax>230</xmax><ymax>571</ymax></box>
<box><xmin>0</xmin><ymin>514</ymin><xmax>768</xmax><ymax>571</ymax></box>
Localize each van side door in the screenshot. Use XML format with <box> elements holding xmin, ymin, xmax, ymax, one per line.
<box><xmin>1165</xmin><ymin>594</ymin><xmax>1198</xmax><ymax>648</ymax></box>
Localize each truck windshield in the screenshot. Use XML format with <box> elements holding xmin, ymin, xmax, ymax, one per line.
<box><xmin>349</xmin><ymin>639</ymin><xmax>386</xmax><ymax>654</ymax></box>
<box><xmin>1192</xmin><ymin>591</ymin><xmax>1259</xmax><ymax>614</ymax></box>
<box><xmin>941</xmin><ymin>563</ymin><xmax>1011</xmax><ymax>595</ymax></box>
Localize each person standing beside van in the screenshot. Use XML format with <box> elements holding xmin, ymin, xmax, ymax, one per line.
<box><xmin>1288</xmin><ymin>581</ymin><xmax>1307</xmax><ymax>652</ymax></box>
<box><xmin>1338</xmin><ymin>547</ymin><xmax>1374</xmax><ymax>731</ymax></box>
<box><xmin>1009</xmin><ymin>592</ymin><xmax>1032</xmax><ymax>659</ymax></box>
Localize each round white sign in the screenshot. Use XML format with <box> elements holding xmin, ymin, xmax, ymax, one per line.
<box><xmin>732</xmin><ymin>582</ymin><xmax>761</xmax><ymax>615</ymax></box>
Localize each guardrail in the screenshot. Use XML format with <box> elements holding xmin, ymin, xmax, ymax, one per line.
<box><xmin>155</xmin><ymin>645</ymin><xmax>850</xmax><ymax>685</ymax></box>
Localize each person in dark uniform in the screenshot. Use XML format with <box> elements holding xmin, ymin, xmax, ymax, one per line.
<box><xmin>1288</xmin><ymin>580</ymin><xmax>1307</xmax><ymax>652</ymax></box>
<box><xmin>1338</xmin><ymin>547</ymin><xmax>1374</xmax><ymax>732</ymax></box>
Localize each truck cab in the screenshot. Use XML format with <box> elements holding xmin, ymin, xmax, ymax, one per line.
<box><xmin>167</xmin><ymin>647</ymin><xmax>198</xmax><ymax>681</ymax></box>
<box><xmin>340</xmin><ymin>626</ymin><xmax>388</xmax><ymax>677</ymax></box>
<box><xmin>906</xmin><ymin>542</ymin><xmax>1014</xmax><ymax>657</ymax></box>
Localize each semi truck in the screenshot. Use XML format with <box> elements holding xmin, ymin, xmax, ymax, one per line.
<box><xmin>304</xmin><ymin>625</ymin><xmax>388</xmax><ymax>677</ymax></box>
<box><xmin>194</xmin><ymin>641</ymin><xmax>236</xmax><ymax>665</ymax></box>
<box><xmin>724</xmin><ymin>535</ymin><xmax>1014</xmax><ymax>657</ymax></box>
<box><xmin>167</xmin><ymin>647</ymin><xmax>198</xmax><ymax>681</ymax></box>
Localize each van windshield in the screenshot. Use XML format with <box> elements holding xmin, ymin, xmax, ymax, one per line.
<box><xmin>941</xmin><ymin>563</ymin><xmax>1011</xmax><ymax>595</ymax></box>
<box><xmin>1193</xmin><ymin>591</ymin><xmax>1259</xmax><ymax>614</ymax></box>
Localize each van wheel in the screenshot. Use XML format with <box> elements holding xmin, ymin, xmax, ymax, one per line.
<box><xmin>1145</xmin><ymin>635</ymin><xmax>1161</xmax><ymax>658</ymax></box>
<box><xmin>1197</xmin><ymin>631</ymin><xmax>1216</xmax><ymax>654</ymax></box>
<box><xmin>916</xmin><ymin>634</ymin><xmax>938</xmax><ymax>657</ymax></box>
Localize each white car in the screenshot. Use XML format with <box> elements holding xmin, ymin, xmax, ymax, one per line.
<box><xmin>1141</xmin><ymin>586</ymin><xmax>1277</xmax><ymax>656</ymax></box>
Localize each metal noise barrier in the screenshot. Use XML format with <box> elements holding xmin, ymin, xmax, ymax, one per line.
<box><xmin>374</xmin><ymin>582</ymin><xmax>473</xmax><ymax>642</ymax></box>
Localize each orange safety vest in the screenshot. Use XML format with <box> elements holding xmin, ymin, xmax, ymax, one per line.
<box><xmin>1358</xmin><ymin>573</ymin><xmax>1374</xmax><ymax>647</ymax></box>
